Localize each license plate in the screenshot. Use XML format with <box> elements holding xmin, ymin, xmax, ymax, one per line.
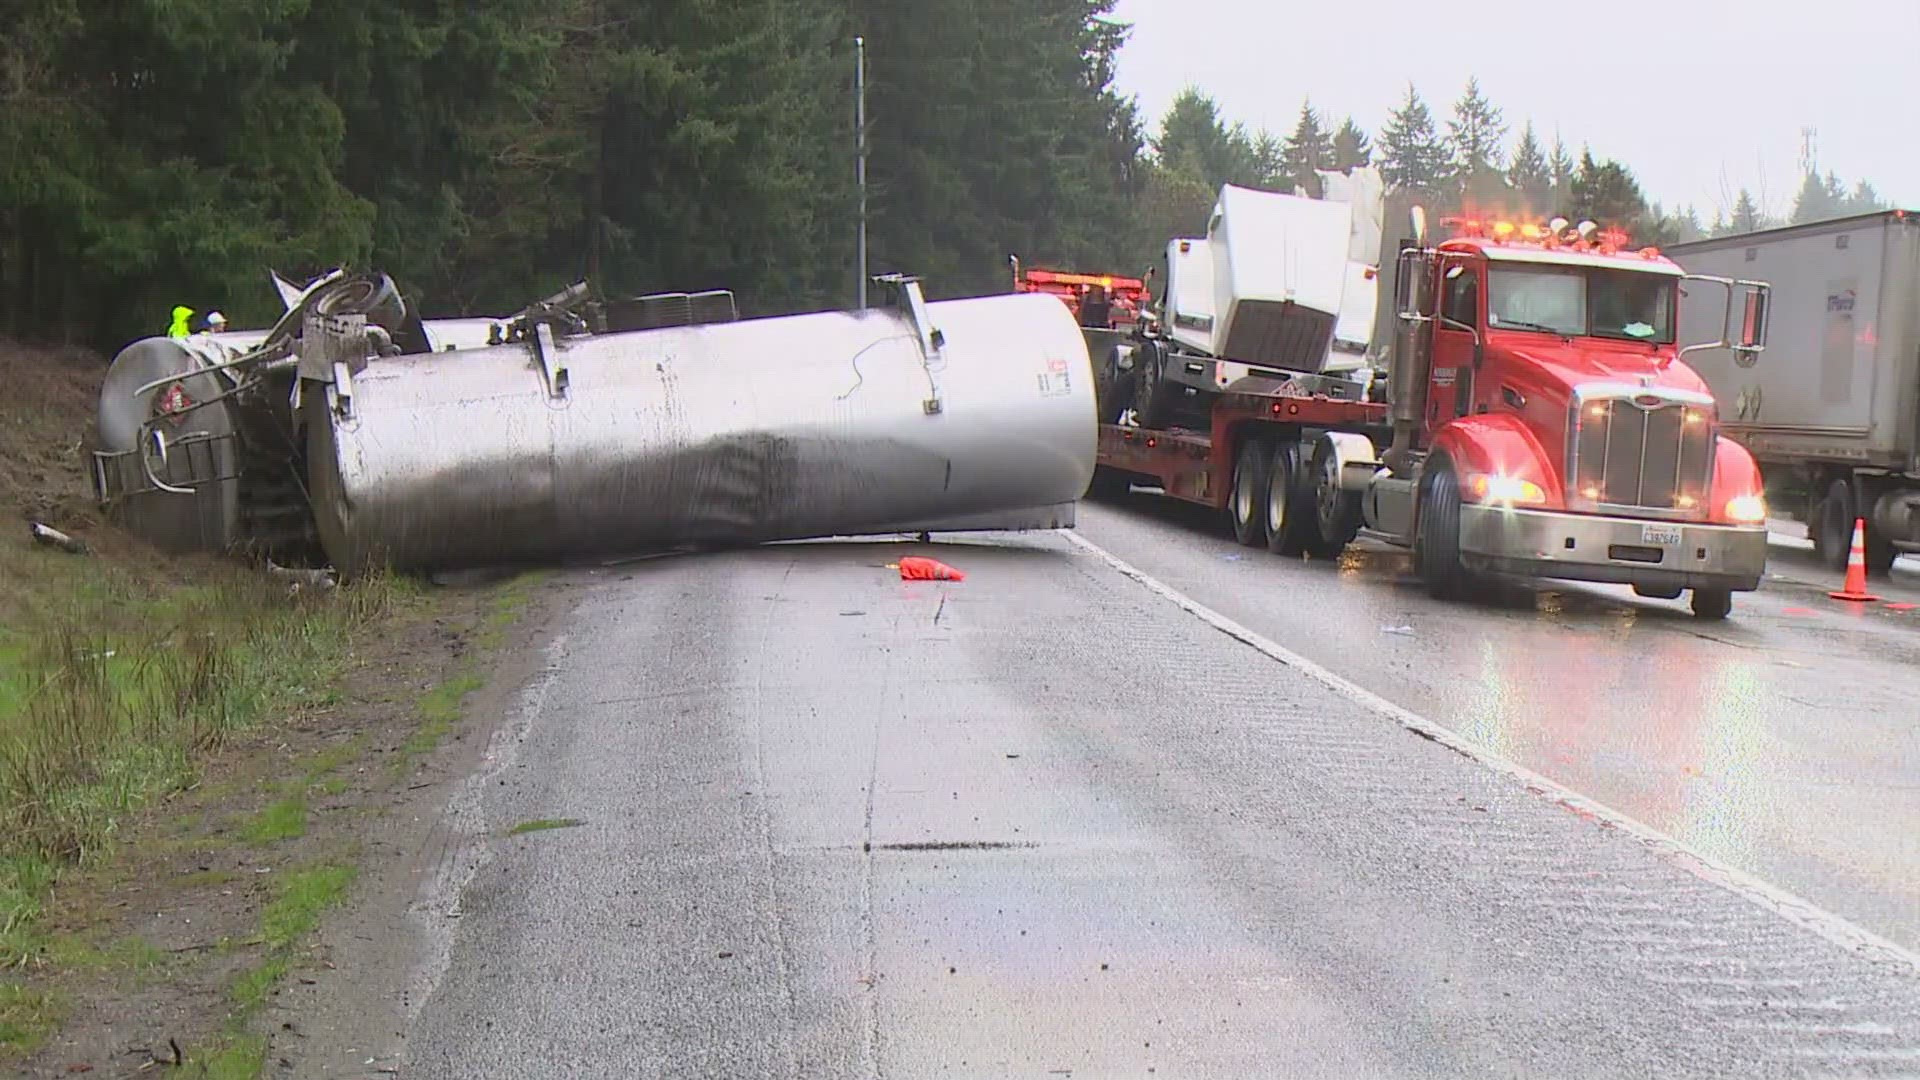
<box><xmin>1640</xmin><ymin>523</ymin><xmax>1682</xmax><ymax>546</ymax></box>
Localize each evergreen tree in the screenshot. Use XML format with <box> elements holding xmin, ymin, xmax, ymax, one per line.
<box><xmin>1377</xmin><ymin>83</ymin><xmax>1450</xmax><ymax>195</ymax></box>
<box><xmin>1792</xmin><ymin>170</ymin><xmax>1837</xmax><ymax>224</ymax></box>
<box><xmin>849</xmin><ymin>0</ymin><xmax>1143</xmax><ymax>298</ymax></box>
<box><xmin>1548</xmin><ymin>134</ymin><xmax>1576</xmax><ymax>210</ymax></box>
<box><xmin>1846</xmin><ymin>179</ymin><xmax>1888</xmax><ymax>214</ymax></box>
<box><xmin>1506</xmin><ymin>121</ymin><xmax>1550</xmax><ymax>206</ymax></box>
<box><xmin>1153</xmin><ymin>86</ymin><xmax>1262</xmax><ymax>191</ymax></box>
<box><xmin>1445</xmin><ymin>76</ymin><xmax>1506</xmax><ymax>183</ymax></box>
<box><xmin>1729</xmin><ymin>189</ymin><xmax>1764</xmax><ymax>234</ymax></box>
<box><xmin>1250</xmin><ymin>131</ymin><xmax>1287</xmax><ymax>189</ymax></box>
<box><xmin>1281</xmin><ymin>100</ymin><xmax>1332</xmax><ymax>196</ymax></box>
<box><xmin>1569</xmin><ymin>151</ymin><xmax>1649</xmax><ymax>230</ymax></box>
<box><xmin>1331</xmin><ymin>117</ymin><xmax>1372</xmax><ymax>171</ymax></box>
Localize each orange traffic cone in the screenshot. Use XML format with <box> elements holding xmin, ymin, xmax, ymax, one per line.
<box><xmin>897</xmin><ymin>556</ymin><xmax>965</xmax><ymax>582</ymax></box>
<box><xmin>1828</xmin><ymin>518</ymin><xmax>1881</xmax><ymax>602</ymax></box>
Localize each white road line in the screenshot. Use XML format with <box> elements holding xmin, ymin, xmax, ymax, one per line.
<box><xmin>1061</xmin><ymin>528</ymin><xmax>1920</xmax><ymax>977</ymax></box>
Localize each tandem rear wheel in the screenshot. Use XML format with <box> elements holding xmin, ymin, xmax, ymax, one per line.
<box><xmin>1230</xmin><ymin>434</ymin><xmax>1354</xmax><ymax>559</ymax></box>
<box><xmin>1813</xmin><ymin>476</ymin><xmax>1896</xmax><ymax>575</ymax></box>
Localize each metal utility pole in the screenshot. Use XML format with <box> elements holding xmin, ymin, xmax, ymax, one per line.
<box><xmin>855</xmin><ymin>36</ymin><xmax>868</xmax><ymax>310</ymax></box>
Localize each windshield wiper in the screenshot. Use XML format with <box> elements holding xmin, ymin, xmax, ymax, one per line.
<box><xmin>1494</xmin><ymin>319</ymin><xmax>1570</xmax><ymax>335</ymax></box>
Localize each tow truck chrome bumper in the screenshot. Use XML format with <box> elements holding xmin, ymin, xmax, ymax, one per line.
<box><xmin>1457</xmin><ymin>505</ymin><xmax>1767</xmax><ymax>592</ymax></box>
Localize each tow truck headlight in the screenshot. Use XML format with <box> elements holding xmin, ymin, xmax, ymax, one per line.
<box><xmin>1468</xmin><ymin>473</ymin><xmax>1547</xmax><ymax>505</ymax></box>
<box><xmin>1725</xmin><ymin>493</ymin><xmax>1767</xmax><ymax>523</ymax></box>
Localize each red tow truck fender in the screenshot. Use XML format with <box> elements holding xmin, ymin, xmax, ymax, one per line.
<box><xmin>1707</xmin><ymin>436</ymin><xmax>1766</xmax><ymax>526</ymax></box>
<box><xmin>1427</xmin><ymin>414</ymin><xmax>1566</xmax><ymax>507</ymax></box>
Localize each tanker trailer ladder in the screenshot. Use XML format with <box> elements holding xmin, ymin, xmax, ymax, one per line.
<box><xmin>872</xmin><ymin>273</ymin><xmax>948</xmax><ymax>415</ymax></box>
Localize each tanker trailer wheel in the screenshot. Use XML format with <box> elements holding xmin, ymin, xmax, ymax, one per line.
<box><xmin>1414</xmin><ymin>458</ymin><xmax>1476</xmax><ymax>600</ymax></box>
<box><xmin>1304</xmin><ymin>438</ymin><xmax>1363</xmax><ymax>560</ymax></box>
<box><xmin>1231</xmin><ymin>438</ymin><xmax>1271</xmax><ymax>547</ymax></box>
<box><xmin>1690</xmin><ymin>588</ymin><xmax>1733</xmax><ymax>620</ymax></box>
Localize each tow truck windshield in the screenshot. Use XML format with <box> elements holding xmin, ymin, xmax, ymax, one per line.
<box><xmin>1487</xmin><ymin>264</ymin><xmax>1676</xmax><ymax>344</ymax></box>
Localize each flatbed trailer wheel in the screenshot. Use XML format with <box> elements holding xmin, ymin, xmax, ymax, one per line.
<box><xmin>1691</xmin><ymin>588</ymin><xmax>1733</xmax><ymax>620</ymax></box>
<box><xmin>1265</xmin><ymin>441</ymin><xmax>1303</xmax><ymax>555</ymax></box>
<box><xmin>1305</xmin><ymin>438</ymin><xmax>1362</xmax><ymax>560</ymax></box>
<box><xmin>1231</xmin><ymin>438</ymin><xmax>1270</xmax><ymax>547</ymax></box>
<box><xmin>1086</xmin><ymin>465</ymin><xmax>1132</xmax><ymax>501</ymax></box>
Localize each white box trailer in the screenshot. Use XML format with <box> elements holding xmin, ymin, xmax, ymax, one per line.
<box><xmin>1667</xmin><ymin>209</ymin><xmax>1920</xmax><ymax>570</ymax></box>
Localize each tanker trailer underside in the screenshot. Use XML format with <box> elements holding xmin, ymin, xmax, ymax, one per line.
<box><xmin>92</xmin><ymin>273</ymin><xmax>1097</xmax><ymax>575</ymax></box>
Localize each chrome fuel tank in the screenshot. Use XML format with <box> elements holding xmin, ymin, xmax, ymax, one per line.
<box><xmin>306</xmin><ymin>291</ymin><xmax>1096</xmax><ymax>571</ymax></box>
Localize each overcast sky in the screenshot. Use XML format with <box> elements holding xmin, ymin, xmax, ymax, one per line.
<box><xmin>1107</xmin><ymin>0</ymin><xmax>1917</xmax><ymax>222</ymax></box>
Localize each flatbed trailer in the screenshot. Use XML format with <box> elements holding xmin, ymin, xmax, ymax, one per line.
<box><xmin>1090</xmin><ymin>372</ymin><xmax>1390</xmax><ymax>558</ymax></box>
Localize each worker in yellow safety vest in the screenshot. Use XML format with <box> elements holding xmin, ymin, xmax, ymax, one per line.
<box><xmin>167</xmin><ymin>305</ymin><xmax>194</xmax><ymax>339</ymax></box>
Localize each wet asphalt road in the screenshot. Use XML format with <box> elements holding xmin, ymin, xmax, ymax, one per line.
<box><xmin>1074</xmin><ymin>491</ymin><xmax>1920</xmax><ymax>954</ymax></box>
<box><xmin>395</xmin><ymin>524</ymin><xmax>1920</xmax><ymax>1077</ymax></box>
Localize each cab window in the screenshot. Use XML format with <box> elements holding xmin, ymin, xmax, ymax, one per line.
<box><xmin>1440</xmin><ymin>264</ymin><xmax>1479</xmax><ymax>330</ymax></box>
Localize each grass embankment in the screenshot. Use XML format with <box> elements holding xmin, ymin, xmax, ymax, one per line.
<box><xmin>0</xmin><ymin>341</ymin><xmax>545</xmax><ymax>1071</ymax></box>
<box><xmin>0</xmin><ymin>532</ymin><xmax>401</xmax><ymax>1055</ymax></box>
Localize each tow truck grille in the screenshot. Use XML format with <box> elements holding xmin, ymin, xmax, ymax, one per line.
<box><xmin>1569</xmin><ymin>390</ymin><xmax>1714</xmax><ymax>516</ymax></box>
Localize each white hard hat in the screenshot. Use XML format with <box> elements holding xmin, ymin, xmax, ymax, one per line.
<box><xmin>207</xmin><ymin>311</ymin><xmax>227</xmax><ymax>327</ymax></box>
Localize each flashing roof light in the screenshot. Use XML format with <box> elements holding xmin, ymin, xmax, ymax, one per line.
<box><xmin>1491</xmin><ymin>221</ymin><xmax>1516</xmax><ymax>241</ymax></box>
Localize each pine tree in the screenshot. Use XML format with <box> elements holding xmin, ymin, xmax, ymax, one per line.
<box><xmin>1251</xmin><ymin>131</ymin><xmax>1287</xmax><ymax>189</ymax></box>
<box><xmin>1847</xmin><ymin>179</ymin><xmax>1888</xmax><ymax>214</ymax></box>
<box><xmin>1377</xmin><ymin>83</ymin><xmax>1449</xmax><ymax>195</ymax></box>
<box><xmin>1153</xmin><ymin>86</ymin><xmax>1261</xmax><ymax>191</ymax></box>
<box><xmin>1730</xmin><ymin>189</ymin><xmax>1763</xmax><ymax>234</ymax></box>
<box><xmin>1446</xmin><ymin>76</ymin><xmax>1506</xmax><ymax>182</ymax></box>
<box><xmin>1569</xmin><ymin>151</ymin><xmax>1649</xmax><ymax>229</ymax></box>
<box><xmin>1506</xmin><ymin>120</ymin><xmax>1549</xmax><ymax>205</ymax></box>
<box><xmin>1331</xmin><ymin>117</ymin><xmax>1371</xmax><ymax>172</ymax></box>
<box><xmin>1548</xmin><ymin>134</ymin><xmax>1575</xmax><ymax>211</ymax></box>
<box><xmin>1791</xmin><ymin>169</ymin><xmax>1835</xmax><ymax>224</ymax></box>
<box><xmin>1281</xmin><ymin>99</ymin><xmax>1332</xmax><ymax>196</ymax></box>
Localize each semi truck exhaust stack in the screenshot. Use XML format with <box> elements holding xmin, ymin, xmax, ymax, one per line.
<box><xmin>1383</xmin><ymin>206</ymin><xmax>1433</xmax><ymax>476</ymax></box>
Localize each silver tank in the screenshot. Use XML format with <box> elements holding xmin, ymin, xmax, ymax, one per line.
<box><xmin>306</xmin><ymin>291</ymin><xmax>1097</xmax><ymax>571</ymax></box>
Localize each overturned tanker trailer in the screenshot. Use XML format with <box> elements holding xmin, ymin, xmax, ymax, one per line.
<box><xmin>91</xmin><ymin>271</ymin><xmax>1098</xmax><ymax>575</ymax></box>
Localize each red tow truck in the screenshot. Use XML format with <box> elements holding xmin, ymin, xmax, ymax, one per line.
<box><xmin>1011</xmin><ymin>259</ymin><xmax>1149</xmax><ymax>331</ymax></box>
<box><xmin>1086</xmin><ymin>191</ymin><xmax>1777</xmax><ymax>620</ymax></box>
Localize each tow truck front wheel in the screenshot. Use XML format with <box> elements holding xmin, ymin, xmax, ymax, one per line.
<box><xmin>1415</xmin><ymin>459</ymin><xmax>1476</xmax><ymax>600</ymax></box>
<box><xmin>1690</xmin><ymin>588</ymin><xmax>1733</xmax><ymax>620</ymax></box>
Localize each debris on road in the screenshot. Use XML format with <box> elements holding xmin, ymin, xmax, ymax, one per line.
<box><xmin>896</xmin><ymin>556</ymin><xmax>966</xmax><ymax>581</ymax></box>
<box><xmin>29</xmin><ymin>521</ymin><xmax>89</xmax><ymax>555</ymax></box>
<box><xmin>267</xmin><ymin>560</ymin><xmax>338</xmax><ymax>592</ymax></box>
